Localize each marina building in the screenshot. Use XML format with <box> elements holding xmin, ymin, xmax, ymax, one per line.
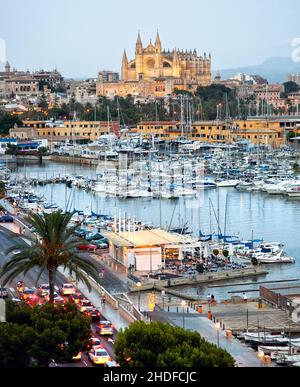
<box><xmin>22</xmin><ymin>120</ymin><xmax>120</xmax><ymax>143</ymax></box>
<box><xmin>101</xmin><ymin>228</ymin><xmax>200</xmax><ymax>273</ymax></box>
<box><xmin>134</xmin><ymin>119</ymin><xmax>286</xmax><ymax>147</ymax></box>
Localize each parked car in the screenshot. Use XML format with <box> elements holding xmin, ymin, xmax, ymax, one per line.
<box><xmin>74</xmin><ymin>229</ymin><xmax>88</xmax><ymax>238</ymax></box>
<box><xmin>95</xmin><ymin>242</ymin><xmax>109</xmax><ymax>249</ymax></box>
<box><xmin>0</xmin><ymin>215</ymin><xmax>14</xmax><ymax>223</ymax></box>
<box><xmin>85</xmin><ymin>233</ymin><xmax>105</xmax><ymax>241</ymax></box>
<box><xmin>77</xmin><ymin>244</ymin><xmax>97</xmax><ymax>252</ymax></box>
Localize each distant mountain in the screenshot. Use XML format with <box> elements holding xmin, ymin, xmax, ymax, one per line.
<box><xmin>215</xmin><ymin>57</ymin><xmax>300</xmax><ymax>84</ymax></box>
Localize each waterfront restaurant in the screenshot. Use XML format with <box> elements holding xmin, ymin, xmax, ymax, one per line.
<box><xmin>101</xmin><ymin>229</ymin><xmax>201</xmax><ymax>273</ymax></box>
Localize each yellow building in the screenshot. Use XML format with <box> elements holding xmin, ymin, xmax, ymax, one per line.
<box><xmin>22</xmin><ymin>120</ymin><xmax>120</xmax><ymax>142</ymax></box>
<box><xmin>97</xmin><ymin>32</ymin><xmax>211</xmax><ymax>98</ymax></box>
<box><xmin>134</xmin><ymin>119</ymin><xmax>285</xmax><ymax>148</ymax></box>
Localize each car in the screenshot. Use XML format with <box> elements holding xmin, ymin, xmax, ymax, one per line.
<box><xmin>53</xmin><ymin>296</ymin><xmax>65</xmax><ymax>306</ymax></box>
<box><xmin>95</xmin><ymin>242</ymin><xmax>109</xmax><ymax>249</ymax></box>
<box><xmin>0</xmin><ymin>215</ymin><xmax>14</xmax><ymax>223</ymax></box>
<box><xmin>83</xmin><ymin>307</ymin><xmax>100</xmax><ymax>322</ymax></box>
<box><xmin>44</xmin><ymin>292</ymin><xmax>59</xmax><ymax>302</ymax></box>
<box><xmin>0</xmin><ymin>287</ymin><xmax>9</xmax><ymax>298</ymax></box>
<box><xmin>88</xmin><ymin>346</ymin><xmax>111</xmax><ymax>366</ymax></box>
<box><xmin>86</xmin><ymin>337</ymin><xmax>101</xmax><ymax>350</ymax></box>
<box><xmin>104</xmin><ymin>361</ymin><xmax>120</xmax><ymax>367</ymax></box>
<box><xmin>92</xmin><ymin>237</ymin><xmax>109</xmax><ymax>245</ymax></box>
<box><xmin>95</xmin><ymin>321</ymin><xmax>114</xmax><ymax>336</ymax></box>
<box><xmin>60</xmin><ymin>283</ymin><xmax>76</xmax><ymax>296</ymax></box>
<box><xmin>27</xmin><ymin>294</ymin><xmax>45</xmax><ymax>307</ymax></box>
<box><xmin>78</xmin><ymin>299</ymin><xmax>94</xmax><ymax>312</ymax></box>
<box><xmin>38</xmin><ymin>284</ymin><xmax>50</xmax><ymax>297</ymax></box>
<box><xmin>72</xmin><ymin>352</ymin><xmax>82</xmax><ymax>362</ymax></box>
<box><xmin>77</xmin><ymin>244</ymin><xmax>97</xmax><ymax>251</ymax></box>
<box><xmin>21</xmin><ymin>288</ymin><xmax>36</xmax><ymax>301</ymax></box>
<box><xmin>74</xmin><ymin>229</ymin><xmax>88</xmax><ymax>238</ymax></box>
<box><xmin>69</xmin><ymin>292</ymin><xmax>85</xmax><ymax>304</ymax></box>
<box><xmin>85</xmin><ymin>232</ymin><xmax>104</xmax><ymax>241</ymax></box>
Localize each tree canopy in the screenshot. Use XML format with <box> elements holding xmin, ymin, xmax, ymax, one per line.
<box><xmin>114</xmin><ymin>321</ymin><xmax>235</xmax><ymax>367</ymax></box>
<box><xmin>0</xmin><ymin>301</ymin><xmax>91</xmax><ymax>367</ymax></box>
<box><xmin>0</xmin><ymin>113</ymin><xmax>22</xmax><ymax>136</ymax></box>
<box><xmin>283</xmin><ymin>81</ymin><xmax>300</xmax><ymax>95</ymax></box>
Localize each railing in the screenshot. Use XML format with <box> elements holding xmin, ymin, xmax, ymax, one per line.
<box><xmin>87</xmin><ymin>275</ymin><xmax>119</xmax><ymax>310</ymax></box>
<box><xmin>260</xmin><ymin>286</ymin><xmax>289</xmax><ymax>310</ymax></box>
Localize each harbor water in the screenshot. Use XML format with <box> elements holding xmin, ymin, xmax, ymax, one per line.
<box><xmin>12</xmin><ymin>160</ymin><xmax>300</xmax><ymax>301</ymax></box>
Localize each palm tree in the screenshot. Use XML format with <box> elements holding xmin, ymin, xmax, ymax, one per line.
<box><xmin>0</xmin><ymin>211</ymin><xmax>99</xmax><ymax>302</ymax></box>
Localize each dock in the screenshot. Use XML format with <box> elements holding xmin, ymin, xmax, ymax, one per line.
<box><xmin>129</xmin><ymin>266</ymin><xmax>269</xmax><ymax>299</ymax></box>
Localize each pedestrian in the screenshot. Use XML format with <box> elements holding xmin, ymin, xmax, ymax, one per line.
<box><xmin>207</xmin><ymin>293</ymin><xmax>211</xmax><ymax>303</ymax></box>
<box><xmin>243</xmin><ymin>293</ymin><xmax>248</xmax><ymax>303</ymax></box>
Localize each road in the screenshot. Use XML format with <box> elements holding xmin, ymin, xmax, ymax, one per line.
<box><xmin>0</xmin><ymin>225</ymin><xmax>117</xmax><ymax>367</ymax></box>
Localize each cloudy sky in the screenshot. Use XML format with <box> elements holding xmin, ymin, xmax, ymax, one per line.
<box><xmin>0</xmin><ymin>0</ymin><xmax>299</xmax><ymax>77</ymax></box>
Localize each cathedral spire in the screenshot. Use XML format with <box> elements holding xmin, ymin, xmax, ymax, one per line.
<box><xmin>155</xmin><ymin>31</ymin><xmax>162</xmax><ymax>52</ymax></box>
<box><xmin>122</xmin><ymin>49</ymin><xmax>128</xmax><ymax>65</ymax></box>
<box><xmin>136</xmin><ymin>32</ymin><xmax>143</xmax><ymax>54</ymax></box>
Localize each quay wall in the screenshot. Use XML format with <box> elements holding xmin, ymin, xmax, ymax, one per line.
<box><xmin>129</xmin><ymin>267</ymin><xmax>269</xmax><ymax>299</ymax></box>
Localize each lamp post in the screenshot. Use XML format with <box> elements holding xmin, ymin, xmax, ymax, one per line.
<box><xmin>149</xmin><ymin>246</ymin><xmax>153</xmax><ymax>274</ymax></box>
<box><xmin>137</xmin><ymin>282</ymin><xmax>142</xmax><ymax>311</ymax></box>
<box><xmin>181</xmin><ymin>300</ymin><xmax>186</xmax><ymax>329</ymax></box>
<box><xmin>162</xmin><ymin>290</ymin><xmax>166</xmax><ymax>311</ymax></box>
<box><xmin>215</xmin><ymin>321</ymin><xmax>221</xmax><ymax>348</ymax></box>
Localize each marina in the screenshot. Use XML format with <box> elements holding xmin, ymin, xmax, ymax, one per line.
<box><xmin>0</xmin><ymin>147</ymin><xmax>298</xmax><ymax>300</ymax></box>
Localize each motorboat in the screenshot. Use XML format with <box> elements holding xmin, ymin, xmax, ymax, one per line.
<box><xmin>216</xmin><ymin>179</ymin><xmax>240</xmax><ymax>188</ymax></box>
<box><xmin>243</xmin><ymin>332</ymin><xmax>289</xmax><ymax>346</ymax></box>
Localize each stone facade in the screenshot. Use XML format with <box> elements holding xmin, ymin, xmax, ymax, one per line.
<box><xmin>97</xmin><ymin>33</ymin><xmax>212</xmax><ymax>98</ymax></box>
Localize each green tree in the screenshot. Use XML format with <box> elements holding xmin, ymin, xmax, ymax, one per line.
<box><xmin>115</xmin><ymin>321</ymin><xmax>235</xmax><ymax>367</ymax></box>
<box><xmin>37</xmin><ymin>93</ymin><xmax>49</xmax><ymax>110</ymax></box>
<box><xmin>0</xmin><ymin>211</ymin><xmax>98</xmax><ymax>302</ymax></box>
<box><xmin>38</xmin><ymin>146</ymin><xmax>48</xmax><ymax>156</ymax></box>
<box><xmin>0</xmin><ymin>113</ymin><xmax>22</xmax><ymax>136</ymax></box>
<box><xmin>0</xmin><ymin>301</ymin><xmax>91</xmax><ymax>367</ymax></box>
<box><xmin>283</xmin><ymin>81</ymin><xmax>300</xmax><ymax>96</ymax></box>
<box><xmin>5</xmin><ymin>143</ymin><xmax>18</xmax><ymax>155</ymax></box>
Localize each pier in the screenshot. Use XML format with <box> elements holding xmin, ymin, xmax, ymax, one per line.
<box><xmin>129</xmin><ymin>266</ymin><xmax>269</xmax><ymax>297</ymax></box>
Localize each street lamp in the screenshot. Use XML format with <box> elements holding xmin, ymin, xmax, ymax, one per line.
<box><xmin>215</xmin><ymin>321</ymin><xmax>221</xmax><ymax>348</ymax></box>
<box><xmin>257</xmin><ymin>350</ymin><xmax>264</xmax><ymax>368</ymax></box>
<box><xmin>181</xmin><ymin>300</ymin><xmax>186</xmax><ymax>329</ymax></box>
<box><xmin>162</xmin><ymin>290</ymin><xmax>166</xmax><ymax>311</ymax></box>
<box><xmin>137</xmin><ymin>282</ymin><xmax>142</xmax><ymax>311</ymax></box>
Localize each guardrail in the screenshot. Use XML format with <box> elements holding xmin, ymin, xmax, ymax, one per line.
<box><xmin>119</xmin><ymin>304</ymin><xmax>136</xmax><ymax>324</ymax></box>
<box><xmin>87</xmin><ymin>275</ymin><xmax>119</xmax><ymax>310</ymax></box>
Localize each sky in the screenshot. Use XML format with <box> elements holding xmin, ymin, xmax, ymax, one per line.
<box><xmin>0</xmin><ymin>0</ymin><xmax>299</xmax><ymax>78</ymax></box>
